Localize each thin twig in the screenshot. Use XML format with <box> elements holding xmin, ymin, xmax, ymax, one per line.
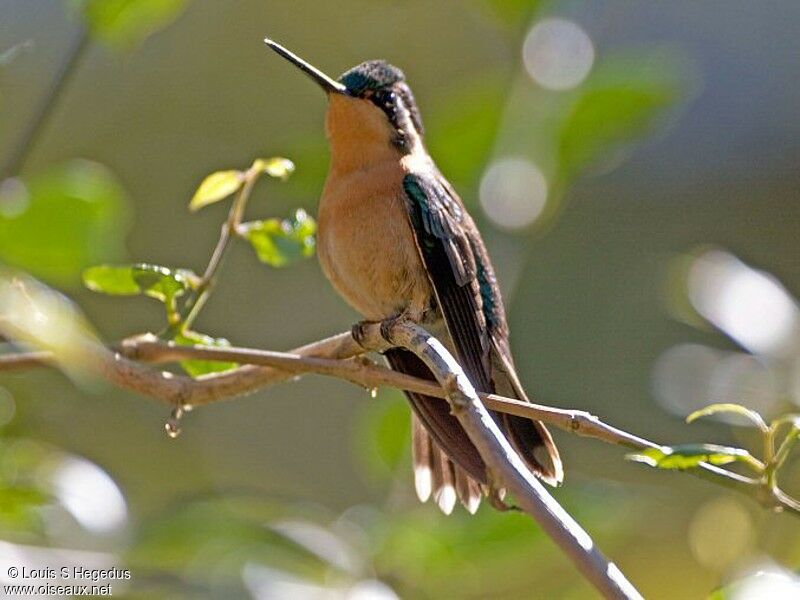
<box><xmin>1</xmin><ymin>332</ymin><xmax>651</xmax><ymax>595</ymax></box>
<box><xmin>183</xmin><ymin>165</ymin><xmax>261</xmax><ymax>329</ymax></box>
<box><xmin>1</xmin><ymin>27</ymin><xmax>90</xmax><ymax>179</ymax></box>
<box><xmin>0</xmin><ymin>331</ymin><xmax>363</xmax><ymax>404</ymax></box>
<box><xmin>1</xmin><ymin>332</ymin><xmax>790</xmax><ymax>516</ymax></box>
<box><xmin>0</xmin><ymin>350</ymin><xmax>52</xmax><ymax>370</ymax></box>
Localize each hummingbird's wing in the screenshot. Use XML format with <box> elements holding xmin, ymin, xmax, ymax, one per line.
<box><xmin>390</xmin><ymin>172</ymin><xmax>562</xmax><ymax>505</ymax></box>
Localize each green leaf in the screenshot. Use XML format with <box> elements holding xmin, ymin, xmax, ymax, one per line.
<box><xmin>71</xmin><ymin>0</ymin><xmax>189</xmax><ymax>49</ymax></box>
<box><xmin>83</xmin><ymin>263</ymin><xmax>198</xmax><ymax>323</ymax></box>
<box><xmin>558</xmin><ymin>52</ymin><xmax>685</xmax><ymax>181</ymax></box>
<box><xmin>687</xmin><ymin>403</ymin><xmax>767</xmax><ymax>431</ymax></box>
<box><xmin>173</xmin><ymin>330</ymin><xmax>238</xmax><ymax>378</ymax></box>
<box><xmin>82</xmin><ymin>264</ymin><xmax>141</xmax><ymax>295</ymax></box>
<box><xmin>238</xmin><ymin>209</ymin><xmax>317</xmax><ymax>267</ymax></box>
<box><xmin>189</xmin><ymin>170</ymin><xmax>244</xmax><ymax>212</ymax></box>
<box><xmin>0</xmin><ymin>479</ymin><xmax>50</xmax><ymax>535</ymax></box>
<box><xmin>83</xmin><ymin>264</ymin><xmax>198</xmax><ymax>301</ymax></box>
<box><xmin>0</xmin><ymin>486</ymin><xmax>49</xmax><ymax>513</ymax></box>
<box><xmin>132</xmin><ymin>265</ymin><xmax>198</xmax><ymax>304</ymax></box>
<box><xmin>427</xmin><ymin>75</ymin><xmax>506</xmax><ymax>193</ymax></box>
<box><xmin>253</xmin><ymin>157</ymin><xmax>295</xmax><ymax>181</ymax></box>
<box><xmin>627</xmin><ymin>444</ymin><xmax>761</xmax><ymax>472</ymax></box>
<box><xmin>0</xmin><ymin>160</ymin><xmax>129</xmax><ymax>287</ymax></box>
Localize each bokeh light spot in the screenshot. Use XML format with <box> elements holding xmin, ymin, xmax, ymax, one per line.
<box><xmin>479</xmin><ymin>157</ymin><xmax>547</xmax><ymax>230</ymax></box>
<box><xmin>730</xmin><ymin>565</ymin><xmax>800</xmax><ymax>600</ymax></box>
<box><xmin>653</xmin><ymin>344</ymin><xmax>718</xmax><ymax>416</ymax></box>
<box><xmin>522</xmin><ymin>19</ymin><xmax>594</xmax><ymax>91</ymax></box>
<box><xmin>688</xmin><ymin>496</ymin><xmax>753</xmax><ymax>570</ymax></box>
<box><xmin>52</xmin><ymin>457</ymin><xmax>127</xmax><ymax>534</ymax></box>
<box><xmin>653</xmin><ymin>344</ymin><xmax>780</xmax><ymax>419</ymax></box>
<box><xmin>688</xmin><ymin>250</ymin><xmax>800</xmax><ymax>357</ymax></box>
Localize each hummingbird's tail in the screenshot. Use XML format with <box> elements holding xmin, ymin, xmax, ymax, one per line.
<box><xmin>490</xmin><ymin>337</ymin><xmax>564</xmax><ymax>486</ymax></box>
<box><xmin>386</xmin><ymin>347</ymin><xmax>562</xmax><ymax>514</ymax></box>
<box><xmin>386</xmin><ymin>347</ymin><xmax>487</xmax><ymax>513</ymax></box>
<box><xmin>411</xmin><ymin>415</ymin><xmax>482</xmax><ymax>514</ymax></box>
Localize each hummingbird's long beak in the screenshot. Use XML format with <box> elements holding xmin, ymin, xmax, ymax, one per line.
<box><xmin>264</xmin><ymin>38</ymin><xmax>349</xmax><ymax>95</ymax></box>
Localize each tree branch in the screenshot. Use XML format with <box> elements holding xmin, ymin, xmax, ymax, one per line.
<box><xmin>2</xmin><ymin>325</ymin><xmax>653</xmax><ymax>597</ymax></box>
<box><xmin>1</xmin><ymin>27</ymin><xmax>90</xmax><ymax>179</ymax></box>
<box><xmin>352</xmin><ymin>319</ymin><xmax>643</xmax><ymax>599</ymax></box>
<box><xmin>0</xmin><ymin>329</ymin><xmax>793</xmax><ymax>516</ymax></box>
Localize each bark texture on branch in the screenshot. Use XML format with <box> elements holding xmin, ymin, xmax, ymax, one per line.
<box><xmin>3</xmin><ymin>329</ymin><xmax>795</xmax><ymax>515</ymax></box>
<box><xmin>351</xmin><ymin>319</ymin><xmax>643</xmax><ymax>600</ymax></box>
<box><xmin>1</xmin><ymin>324</ymin><xmax>646</xmax><ymax>597</ymax></box>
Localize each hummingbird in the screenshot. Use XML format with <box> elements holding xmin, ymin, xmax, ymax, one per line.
<box><xmin>264</xmin><ymin>39</ymin><xmax>562</xmax><ymax>514</ymax></box>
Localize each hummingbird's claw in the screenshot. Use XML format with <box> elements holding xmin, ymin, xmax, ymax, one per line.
<box><xmin>351</xmin><ymin>320</ymin><xmax>377</xmax><ymax>349</ymax></box>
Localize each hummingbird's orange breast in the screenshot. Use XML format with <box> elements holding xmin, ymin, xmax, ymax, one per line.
<box><xmin>317</xmin><ymin>159</ymin><xmax>432</xmax><ymax>322</ymax></box>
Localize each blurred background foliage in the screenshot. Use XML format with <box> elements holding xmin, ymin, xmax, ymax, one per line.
<box><xmin>1</xmin><ymin>0</ymin><xmax>800</xmax><ymax>598</ymax></box>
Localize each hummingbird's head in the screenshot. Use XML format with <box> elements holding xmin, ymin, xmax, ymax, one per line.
<box><xmin>265</xmin><ymin>40</ymin><xmax>425</xmax><ymax>168</ymax></box>
<box><xmin>336</xmin><ymin>60</ymin><xmax>425</xmax><ymax>146</ymax></box>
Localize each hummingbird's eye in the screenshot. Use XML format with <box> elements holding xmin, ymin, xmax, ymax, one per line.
<box><xmin>366</xmin><ymin>89</ymin><xmax>410</xmax><ymax>150</ymax></box>
<box><xmin>372</xmin><ymin>90</ymin><xmax>398</xmax><ymax>117</ymax></box>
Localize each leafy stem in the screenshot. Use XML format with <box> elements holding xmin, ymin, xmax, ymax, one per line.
<box><xmin>629</xmin><ymin>402</ymin><xmax>800</xmax><ymax>511</ymax></box>
<box><xmin>182</xmin><ymin>163</ymin><xmax>262</xmax><ymax>331</ymax></box>
<box><xmin>81</xmin><ymin>156</ymin><xmax>307</xmax><ymax>378</ymax></box>
<box><xmin>764</xmin><ymin>415</ymin><xmax>800</xmax><ymax>492</ymax></box>
<box><xmin>773</xmin><ymin>425</ymin><xmax>800</xmax><ymax>471</ymax></box>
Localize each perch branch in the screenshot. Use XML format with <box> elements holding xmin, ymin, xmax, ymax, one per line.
<box><xmin>0</xmin><ymin>330</ymin><xmax>794</xmax><ymax>516</ymax></box>
<box><xmin>352</xmin><ymin>319</ymin><xmax>642</xmax><ymax>599</ymax></box>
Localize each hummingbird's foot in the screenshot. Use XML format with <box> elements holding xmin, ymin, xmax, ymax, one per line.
<box><xmin>487</xmin><ymin>491</ymin><xmax>519</xmax><ymax>512</ymax></box>
<box><xmin>379</xmin><ymin>312</ymin><xmax>411</xmax><ymax>344</ymax></box>
<box><xmin>483</xmin><ymin>476</ymin><xmax>519</xmax><ymax>512</ymax></box>
<box><xmin>351</xmin><ymin>320</ymin><xmax>379</xmax><ymax>349</ymax></box>
<box><xmin>352</xmin><ymin>312</ymin><xmax>415</xmax><ymax>349</ymax></box>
